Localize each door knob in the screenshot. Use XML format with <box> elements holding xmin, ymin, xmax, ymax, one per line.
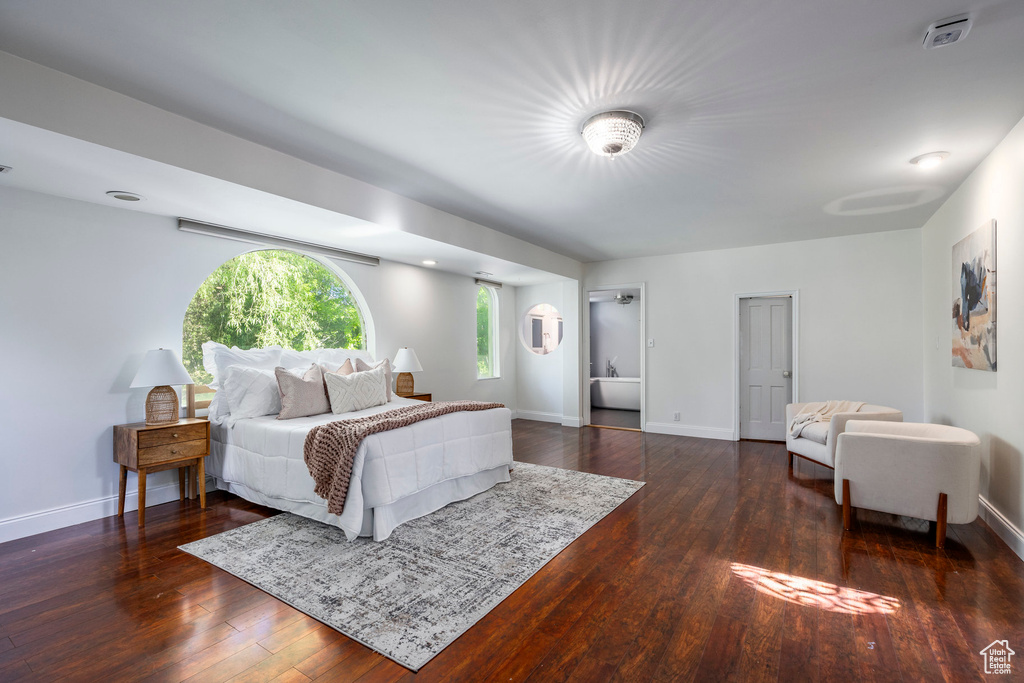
<box><xmin>782</xmin><ymin>370</ymin><xmax>791</xmax><ymax>378</ymax></box>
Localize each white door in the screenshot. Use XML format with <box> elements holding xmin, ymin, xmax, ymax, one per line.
<box><xmin>739</xmin><ymin>297</ymin><xmax>792</xmax><ymax>441</ymax></box>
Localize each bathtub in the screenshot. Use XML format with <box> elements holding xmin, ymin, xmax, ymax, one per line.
<box><xmin>590</xmin><ymin>376</ymin><xmax>641</xmax><ymax>411</ymax></box>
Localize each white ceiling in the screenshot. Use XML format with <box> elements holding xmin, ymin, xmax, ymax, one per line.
<box><xmin>1</xmin><ymin>1</ymin><xmax>1023</xmax><ymax>262</ymax></box>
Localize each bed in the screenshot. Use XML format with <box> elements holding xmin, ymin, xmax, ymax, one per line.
<box><xmin>186</xmin><ymin>350</ymin><xmax>513</xmax><ymax>541</ymax></box>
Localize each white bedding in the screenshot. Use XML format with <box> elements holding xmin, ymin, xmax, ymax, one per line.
<box><xmin>208</xmin><ymin>397</ymin><xmax>513</xmax><ymax>541</ymax></box>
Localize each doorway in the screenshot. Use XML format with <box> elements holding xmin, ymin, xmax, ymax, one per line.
<box><xmin>737</xmin><ymin>294</ymin><xmax>796</xmax><ymax>441</ymax></box>
<box><xmin>587</xmin><ymin>286</ymin><xmax>644</xmax><ymax>431</ymax></box>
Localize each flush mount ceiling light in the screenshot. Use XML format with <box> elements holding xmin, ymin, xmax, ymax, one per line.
<box><xmin>909</xmin><ymin>151</ymin><xmax>950</xmax><ymax>169</ymax></box>
<box><xmin>106</xmin><ymin>190</ymin><xmax>144</xmax><ymax>201</ymax></box>
<box><xmin>581</xmin><ymin>110</ymin><xmax>645</xmax><ymax>158</ymax></box>
<box><xmin>614</xmin><ymin>293</ymin><xmax>634</xmax><ymax>305</ymax></box>
<box><xmin>422</xmin><ymin>259</ymin><xmax>437</xmax><ymax>266</ymax></box>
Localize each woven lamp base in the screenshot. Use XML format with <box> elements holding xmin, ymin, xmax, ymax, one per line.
<box><xmin>145</xmin><ymin>385</ymin><xmax>180</xmax><ymax>425</ymax></box>
<box><xmin>396</xmin><ymin>372</ymin><xmax>414</xmax><ymax>397</ymax></box>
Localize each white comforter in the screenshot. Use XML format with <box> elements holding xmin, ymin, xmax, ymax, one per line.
<box><xmin>208</xmin><ymin>398</ymin><xmax>513</xmax><ymax>540</ymax></box>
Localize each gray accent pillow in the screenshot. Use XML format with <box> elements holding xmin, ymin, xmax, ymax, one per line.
<box><xmin>276</xmin><ymin>364</ymin><xmax>330</xmax><ymax>419</ymax></box>
<box><xmin>354</xmin><ymin>357</ymin><xmax>393</xmax><ymax>401</ymax></box>
<box><xmin>325</xmin><ymin>365</ymin><xmax>388</xmax><ymax>414</ymax></box>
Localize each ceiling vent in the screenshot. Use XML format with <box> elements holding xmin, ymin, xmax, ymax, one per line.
<box><xmin>923</xmin><ymin>14</ymin><xmax>972</xmax><ymax>49</ymax></box>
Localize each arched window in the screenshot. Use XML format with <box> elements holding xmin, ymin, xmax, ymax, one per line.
<box><xmin>183</xmin><ymin>249</ymin><xmax>367</xmax><ymax>383</ymax></box>
<box><xmin>476</xmin><ymin>285</ymin><xmax>499</xmax><ymax>378</ymax></box>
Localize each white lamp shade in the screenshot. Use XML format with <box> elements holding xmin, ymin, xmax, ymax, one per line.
<box><xmin>130</xmin><ymin>348</ymin><xmax>194</xmax><ymax>388</ymax></box>
<box><xmin>392</xmin><ymin>347</ymin><xmax>423</xmax><ymax>373</ymax></box>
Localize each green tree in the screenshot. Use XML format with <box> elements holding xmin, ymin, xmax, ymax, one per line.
<box><xmin>477</xmin><ymin>286</ymin><xmax>491</xmax><ymax>376</ymax></box>
<box><xmin>182</xmin><ymin>250</ymin><xmax>364</xmax><ymax>383</ymax></box>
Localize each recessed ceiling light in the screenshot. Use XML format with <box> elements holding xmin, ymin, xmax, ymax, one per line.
<box><xmin>909</xmin><ymin>152</ymin><xmax>949</xmax><ymax>169</ymax></box>
<box><xmin>475</xmin><ymin>271</ymin><xmax>493</xmax><ymax>277</ymax></box>
<box><xmin>106</xmin><ymin>190</ymin><xmax>144</xmax><ymax>201</ymax></box>
<box><xmin>422</xmin><ymin>259</ymin><xmax>437</xmax><ymax>266</ymax></box>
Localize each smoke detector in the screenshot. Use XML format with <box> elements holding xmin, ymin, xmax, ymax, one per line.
<box><xmin>923</xmin><ymin>14</ymin><xmax>972</xmax><ymax>49</ymax></box>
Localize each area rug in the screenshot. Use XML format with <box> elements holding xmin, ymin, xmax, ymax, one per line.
<box><xmin>178</xmin><ymin>462</ymin><xmax>644</xmax><ymax>671</ymax></box>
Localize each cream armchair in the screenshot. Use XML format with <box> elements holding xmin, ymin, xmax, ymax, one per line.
<box><xmin>785</xmin><ymin>402</ymin><xmax>902</xmax><ymax>469</ymax></box>
<box><xmin>835</xmin><ymin>421</ymin><xmax>980</xmax><ymax>548</ymax></box>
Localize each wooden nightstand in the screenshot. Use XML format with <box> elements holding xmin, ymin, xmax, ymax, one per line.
<box><xmin>113</xmin><ymin>418</ymin><xmax>210</xmax><ymax>527</ymax></box>
<box><xmin>401</xmin><ymin>393</ymin><xmax>431</xmax><ymax>402</ymax></box>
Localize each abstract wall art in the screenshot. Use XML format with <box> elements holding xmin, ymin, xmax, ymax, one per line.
<box><xmin>952</xmin><ymin>220</ymin><xmax>996</xmax><ymax>371</ymax></box>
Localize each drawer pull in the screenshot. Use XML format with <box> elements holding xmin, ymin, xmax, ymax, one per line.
<box><xmin>172</xmin><ymin>433</ymin><xmax>179</xmax><ymax>438</ymax></box>
<box><xmin>171</xmin><ymin>449</ymin><xmax>178</xmax><ymax>454</ymax></box>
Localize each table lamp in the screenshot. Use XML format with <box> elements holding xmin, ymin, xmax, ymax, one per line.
<box><xmin>130</xmin><ymin>348</ymin><xmax>194</xmax><ymax>425</ymax></box>
<box><xmin>392</xmin><ymin>347</ymin><xmax>423</xmax><ymax>396</ymax></box>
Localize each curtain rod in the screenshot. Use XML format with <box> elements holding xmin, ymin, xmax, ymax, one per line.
<box><xmin>177</xmin><ymin>218</ymin><xmax>380</xmax><ymax>267</ymax></box>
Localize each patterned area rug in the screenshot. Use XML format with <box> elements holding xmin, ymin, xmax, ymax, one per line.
<box><xmin>179</xmin><ymin>462</ymin><xmax>644</xmax><ymax>671</ymax></box>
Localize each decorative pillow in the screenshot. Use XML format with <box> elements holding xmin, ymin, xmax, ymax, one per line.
<box><xmin>222</xmin><ymin>366</ymin><xmax>282</xmax><ymax>426</ymax></box>
<box><xmin>325</xmin><ymin>365</ymin><xmax>388</xmax><ymax>414</ymax></box>
<box><xmin>202</xmin><ymin>342</ymin><xmax>283</xmax><ymax>422</ymax></box>
<box><xmin>276</xmin><ymin>365</ymin><xmax>330</xmax><ymax>420</ymax></box>
<box><xmin>322</xmin><ymin>358</ymin><xmax>355</xmax><ymax>376</ymax></box>
<box><xmin>354</xmin><ymin>357</ymin><xmax>393</xmax><ymax>401</ymax></box>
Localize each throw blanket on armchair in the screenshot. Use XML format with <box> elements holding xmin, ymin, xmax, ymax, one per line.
<box><xmin>304</xmin><ymin>400</ymin><xmax>505</xmax><ymax>515</ymax></box>
<box><xmin>788</xmin><ymin>400</ymin><xmax>865</xmax><ymax>438</ymax></box>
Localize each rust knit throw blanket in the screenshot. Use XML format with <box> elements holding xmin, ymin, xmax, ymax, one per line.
<box><xmin>303</xmin><ymin>401</ymin><xmax>505</xmax><ymax>515</ymax></box>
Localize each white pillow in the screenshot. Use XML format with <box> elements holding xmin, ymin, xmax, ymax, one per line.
<box><xmin>354</xmin><ymin>357</ymin><xmax>393</xmax><ymax>401</ymax></box>
<box><xmin>324</xmin><ymin>365</ymin><xmax>387</xmax><ymax>414</ymax></box>
<box><xmin>202</xmin><ymin>342</ymin><xmax>284</xmax><ymax>422</ymax></box>
<box><xmin>279</xmin><ymin>348</ymin><xmax>322</xmax><ymax>367</ymax></box>
<box><xmin>316</xmin><ymin>347</ymin><xmax>375</xmax><ymax>368</ymax></box>
<box><xmin>222</xmin><ymin>364</ymin><xmax>310</xmax><ymax>426</ymax></box>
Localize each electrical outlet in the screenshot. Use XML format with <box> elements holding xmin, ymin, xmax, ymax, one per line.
<box><xmin>648</xmin><ymin>338</ymin><xmax>655</xmax><ymax>348</ymax></box>
<box><xmin>673</xmin><ymin>412</ymin><xmax>680</xmax><ymax>421</ymax></box>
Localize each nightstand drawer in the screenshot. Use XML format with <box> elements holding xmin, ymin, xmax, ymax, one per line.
<box><xmin>138</xmin><ymin>422</ymin><xmax>207</xmax><ymax>449</ymax></box>
<box><xmin>139</xmin><ymin>438</ymin><xmax>208</xmax><ymax>466</ymax></box>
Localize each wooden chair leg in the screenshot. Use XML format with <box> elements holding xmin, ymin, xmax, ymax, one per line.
<box><xmin>788</xmin><ymin>451</ymin><xmax>794</xmax><ymax>469</ymax></box>
<box><xmin>936</xmin><ymin>492</ymin><xmax>948</xmax><ymax>549</ymax></box>
<box><xmin>842</xmin><ymin>479</ymin><xmax>853</xmax><ymax>530</ymax></box>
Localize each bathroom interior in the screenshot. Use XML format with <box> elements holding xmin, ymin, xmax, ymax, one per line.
<box><xmin>589</xmin><ymin>288</ymin><xmax>642</xmax><ymax>430</ymax></box>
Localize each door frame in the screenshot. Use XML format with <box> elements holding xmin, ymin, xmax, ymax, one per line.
<box><xmin>583</xmin><ymin>282</ymin><xmax>646</xmax><ymax>431</ymax></box>
<box><xmin>733</xmin><ymin>290</ymin><xmax>799</xmax><ymax>441</ymax></box>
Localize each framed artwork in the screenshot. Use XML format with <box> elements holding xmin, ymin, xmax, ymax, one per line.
<box><xmin>952</xmin><ymin>219</ymin><xmax>996</xmax><ymax>371</ymax></box>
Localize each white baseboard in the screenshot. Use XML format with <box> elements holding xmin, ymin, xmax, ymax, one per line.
<box><xmin>979</xmin><ymin>495</ymin><xmax>1024</xmax><ymax>562</ymax></box>
<box><xmin>0</xmin><ymin>479</ymin><xmax>211</xmax><ymax>545</ymax></box>
<box><xmin>516</xmin><ymin>410</ymin><xmax>564</xmax><ymax>424</ymax></box>
<box><xmin>645</xmin><ymin>422</ymin><xmax>736</xmax><ymax>441</ymax></box>
<box><xmin>562</xmin><ymin>416</ymin><xmax>582</xmax><ymax>428</ymax></box>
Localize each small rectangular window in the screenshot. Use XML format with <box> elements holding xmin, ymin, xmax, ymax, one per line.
<box><xmin>476</xmin><ymin>286</ymin><xmax>500</xmax><ymax>378</ymax></box>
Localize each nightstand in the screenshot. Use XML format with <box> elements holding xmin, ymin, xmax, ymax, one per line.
<box><xmin>401</xmin><ymin>393</ymin><xmax>431</xmax><ymax>402</ymax></box>
<box><xmin>113</xmin><ymin>418</ymin><xmax>210</xmax><ymax>527</ymax></box>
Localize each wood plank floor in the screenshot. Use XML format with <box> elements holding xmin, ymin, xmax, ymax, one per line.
<box><xmin>2</xmin><ymin>420</ymin><xmax>1023</xmax><ymax>681</ymax></box>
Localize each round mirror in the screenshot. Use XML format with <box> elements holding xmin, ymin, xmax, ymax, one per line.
<box><xmin>520</xmin><ymin>304</ymin><xmax>563</xmax><ymax>355</ymax></box>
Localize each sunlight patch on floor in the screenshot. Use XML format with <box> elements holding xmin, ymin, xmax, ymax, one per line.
<box><xmin>731</xmin><ymin>563</ymin><xmax>900</xmax><ymax>615</ymax></box>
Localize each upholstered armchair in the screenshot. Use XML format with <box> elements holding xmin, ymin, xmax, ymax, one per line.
<box><xmin>834</xmin><ymin>420</ymin><xmax>981</xmax><ymax>548</ymax></box>
<box><xmin>785</xmin><ymin>402</ymin><xmax>902</xmax><ymax>469</ymax></box>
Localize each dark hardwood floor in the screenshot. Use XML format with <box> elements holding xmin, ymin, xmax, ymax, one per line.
<box><xmin>590</xmin><ymin>408</ymin><xmax>641</xmax><ymax>430</ymax></box>
<box><xmin>2</xmin><ymin>421</ymin><xmax>1023</xmax><ymax>682</ymax></box>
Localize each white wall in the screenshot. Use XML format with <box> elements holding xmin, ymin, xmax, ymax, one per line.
<box><xmin>921</xmin><ymin>114</ymin><xmax>1024</xmax><ymax>556</ymax></box>
<box><xmin>515</xmin><ymin>283</ymin><xmax>565</xmax><ymax>423</ymax></box>
<box><xmin>590</xmin><ymin>300</ymin><xmax>641</xmax><ymax>378</ymax></box>
<box><xmin>585</xmin><ymin>229</ymin><xmax>924</xmax><ymax>439</ymax></box>
<box><xmin>0</xmin><ymin>186</ymin><xmax>518</xmax><ymax>542</ymax></box>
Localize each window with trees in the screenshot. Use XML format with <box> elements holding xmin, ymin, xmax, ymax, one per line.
<box><xmin>182</xmin><ymin>249</ymin><xmax>366</xmax><ymax>383</ymax></box>
<box><xmin>476</xmin><ymin>285</ymin><xmax>499</xmax><ymax>378</ymax></box>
